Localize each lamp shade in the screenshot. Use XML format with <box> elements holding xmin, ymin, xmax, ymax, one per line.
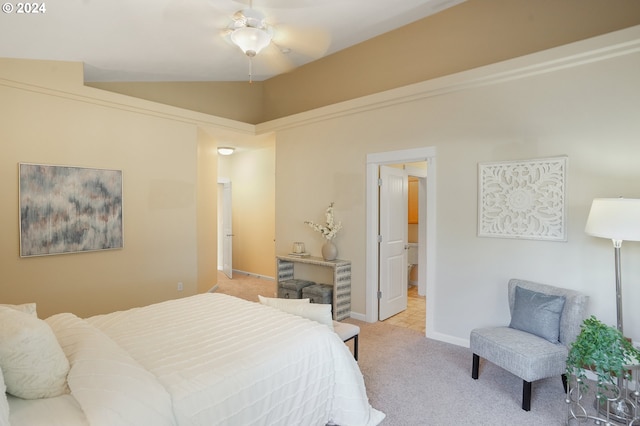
<box><xmin>230</xmin><ymin>26</ymin><xmax>271</xmax><ymax>57</ymax></box>
<box><xmin>585</xmin><ymin>198</ymin><xmax>640</xmax><ymax>241</ymax></box>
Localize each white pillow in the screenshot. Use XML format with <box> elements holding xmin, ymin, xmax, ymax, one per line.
<box><xmin>0</xmin><ymin>368</ymin><xmax>9</xmax><ymax>426</ymax></box>
<box><xmin>258</xmin><ymin>295</ymin><xmax>333</xmax><ymax>330</ymax></box>
<box><xmin>46</xmin><ymin>313</ymin><xmax>177</xmax><ymax>426</ymax></box>
<box><xmin>0</xmin><ymin>303</ymin><xmax>37</xmax><ymax>316</ymax></box>
<box><xmin>0</xmin><ymin>306</ymin><xmax>69</xmax><ymax>399</ymax></box>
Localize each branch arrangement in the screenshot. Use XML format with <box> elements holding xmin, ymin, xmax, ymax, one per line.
<box><xmin>305</xmin><ymin>202</ymin><xmax>342</xmax><ymax>241</ymax></box>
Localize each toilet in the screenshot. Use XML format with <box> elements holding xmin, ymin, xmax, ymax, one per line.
<box><xmin>407</xmin><ymin>243</ymin><xmax>418</xmax><ymax>287</ymax></box>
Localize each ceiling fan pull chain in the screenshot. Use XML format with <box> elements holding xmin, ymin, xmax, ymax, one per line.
<box><xmin>249</xmin><ymin>57</ymin><xmax>253</xmax><ymax>84</ymax></box>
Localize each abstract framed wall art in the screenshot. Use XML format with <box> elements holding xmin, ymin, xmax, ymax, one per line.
<box><xmin>19</xmin><ymin>163</ymin><xmax>123</xmax><ymax>257</ymax></box>
<box><xmin>478</xmin><ymin>157</ymin><xmax>567</xmax><ymax>241</ymax></box>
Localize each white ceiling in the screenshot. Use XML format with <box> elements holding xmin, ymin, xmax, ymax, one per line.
<box><xmin>0</xmin><ymin>0</ymin><xmax>464</xmax><ymax>82</ymax></box>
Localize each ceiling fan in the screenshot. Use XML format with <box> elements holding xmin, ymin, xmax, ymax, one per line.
<box><xmin>223</xmin><ymin>1</ymin><xmax>330</xmax><ymax>82</ymax></box>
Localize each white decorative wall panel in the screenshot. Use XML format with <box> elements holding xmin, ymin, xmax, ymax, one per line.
<box><xmin>478</xmin><ymin>157</ymin><xmax>567</xmax><ymax>241</ymax></box>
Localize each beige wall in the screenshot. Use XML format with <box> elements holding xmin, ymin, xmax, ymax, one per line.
<box><xmin>88</xmin><ymin>81</ymin><xmax>264</xmax><ymax>125</ymax></box>
<box><xmin>272</xmin><ymin>28</ymin><xmax>640</xmax><ymax>343</ymax></box>
<box><xmin>0</xmin><ymin>59</ymin><xmax>241</xmax><ymax>318</ymax></box>
<box><xmin>197</xmin><ymin>128</ymin><xmax>219</xmax><ymax>293</ymax></box>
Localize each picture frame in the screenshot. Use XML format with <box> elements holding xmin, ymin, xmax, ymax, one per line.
<box><xmin>478</xmin><ymin>156</ymin><xmax>567</xmax><ymax>241</ymax></box>
<box><xmin>19</xmin><ymin>163</ymin><xmax>124</xmax><ymax>257</ymax></box>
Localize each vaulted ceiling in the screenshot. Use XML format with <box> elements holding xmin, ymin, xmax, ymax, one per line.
<box><xmin>0</xmin><ymin>0</ymin><xmax>465</xmax><ymax>82</ymax></box>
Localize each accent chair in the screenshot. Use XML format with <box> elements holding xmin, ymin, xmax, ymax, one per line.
<box><xmin>470</xmin><ymin>278</ymin><xmax>588</xmax><ymax>411</ymax></box>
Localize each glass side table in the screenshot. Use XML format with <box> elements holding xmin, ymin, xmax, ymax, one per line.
<box><xmin>567</xmin><ymin>362</ymin><xmax>640</xmax><ymax>425</ymax></box>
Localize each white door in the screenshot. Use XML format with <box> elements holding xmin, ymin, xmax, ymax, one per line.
<box><xmin>378</xmin><ymin>165</ymin><xmax>408</xmax><ymax>320</ymax></box>
<box><xmin>221</xmin><ymin>181</ymin><xmax>233</xmax><ymax>279</ymax></box>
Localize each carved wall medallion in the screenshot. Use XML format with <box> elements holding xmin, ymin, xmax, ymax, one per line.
<box><xmin>478</xmin><ymin>157</ymin><xmax>567</xmax><ymax>241</ymax></box>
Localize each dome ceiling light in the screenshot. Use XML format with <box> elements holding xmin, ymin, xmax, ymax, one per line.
<box><xmin>217</xmin><ymin>147</ymin><xmax>235</xmax><ymax>156</ymax></box>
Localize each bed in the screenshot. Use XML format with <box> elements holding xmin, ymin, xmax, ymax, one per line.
<box><xmin>1</xmin><ymin>293</ymin><xmax>384</xmax><ymax>426</ymax></box>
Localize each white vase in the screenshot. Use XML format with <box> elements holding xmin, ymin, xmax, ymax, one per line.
<box><xmin>322</xmin><ymin>240</ymin><xmax>338</xmax><ymax>261</ymax></box>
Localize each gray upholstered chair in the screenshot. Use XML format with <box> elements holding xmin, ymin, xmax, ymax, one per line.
<box><xmin>470</xmin><ymin>279</ymin><xmax>588</xmax><ymax>411</ymax></box>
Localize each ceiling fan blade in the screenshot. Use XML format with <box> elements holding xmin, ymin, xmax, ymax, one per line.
<box><xmin>272</xmin><ymin>24</ymin><xmax>331</xmax><ymax>59</ymax></box>
<box><xmin>259</xmin><ymin>43</ymin><xmax>296</xmax><ymax>74</ymax></box>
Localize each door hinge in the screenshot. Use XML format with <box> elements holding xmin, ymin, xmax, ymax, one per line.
<box><xmin>377</xmin><ymin>291</ymin><xmax>382</xmax><ymax>300</ymax></box>
<box><xmin>378</xmin><ymin>178</ymin><xmax>382</xmax><ymax>187</ymax></box>
<box><xmin>377</xmin><ymin>235</ymin><xmax>382</xmax><ymax>243</ymax></box>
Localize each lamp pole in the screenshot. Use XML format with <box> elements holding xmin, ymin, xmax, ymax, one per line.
<box><xmin>612</xmin><ymin>239</ymin><xmax>623</xmax><ymax>334</ymax></box>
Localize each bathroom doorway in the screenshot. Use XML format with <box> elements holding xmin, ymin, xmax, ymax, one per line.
<box><xmin>380</xmin><ymin>164</ymin><xmax>427</xmax><ymax>333</ymax></box>
<box><xmin>365</xmin><ymin>147</ymin><xmax>436</xmax><ymax>337</ymax></box>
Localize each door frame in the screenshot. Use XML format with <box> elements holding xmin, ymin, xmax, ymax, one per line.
<box><xmin>365</xmin><ymin>147</ymin><xmax>436</xmax><ymax>337</ymax></box>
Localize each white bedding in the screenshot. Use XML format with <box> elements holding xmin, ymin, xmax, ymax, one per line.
<box><xmin>9</xmin><ymin>293</ymin><xmax>383</xmax><ymax>426</ymax></box>
<box><xmin>47</xmin><ymin>312</ymin><xmax>177</xmax><ymax>426</ymax></box>
<box><xmin>7</xmin><ymin>394</ymin><xmax>88</xmax><ymax>426</ymax></box>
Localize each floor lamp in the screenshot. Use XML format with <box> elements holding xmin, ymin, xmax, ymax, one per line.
<box><xmin>584</xmin><ymin>197</ymin><xmax>640</xmax><ymax>422</ymax></box>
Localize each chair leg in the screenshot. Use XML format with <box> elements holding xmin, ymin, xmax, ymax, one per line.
<box><xmin>561</xmin><ymin>374</ymin><xmax>567</xmax><ymax>393</ymax></box>
<box><xmin>522</xmin><ymin>380</ymin><xmax>532</xmax><ymax>411</ymax></box>
<box><xmin>472</xmin><ymin>353</ymin><xmax>479</xmax><ymax>379</ymax></box>
<box><xmin>353</xmin><ymin>335</ymin><xmax>358</xmax><ymax>361</ymax></box>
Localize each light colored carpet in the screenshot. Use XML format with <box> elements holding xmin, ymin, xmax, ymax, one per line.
<box><xmin>215</xmin><ymin>271</ymin><xmax>573</xmax><ymax>425</ymax></box>
<box><xmin>354</xmin><ymin>320</ymin><xmax>570</xmax><ymax>425</ymax></box>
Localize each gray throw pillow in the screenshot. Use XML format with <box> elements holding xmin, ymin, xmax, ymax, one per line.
<box><xmin>509</xmin><ymin>286</ymin><xmax>566</xmax><ymax>343</ymax></box>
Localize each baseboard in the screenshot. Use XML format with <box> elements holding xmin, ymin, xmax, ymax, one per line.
<box><xmin>229</xmin><ymin>269</ymin><xmax>275</xmax><ymax>281</ymax></box>
<box><xmin>427</xmin><ymin>331</ymin><xmax>469</xmax><ymax>348</ymax></box>
<box><xmin>349</xmin><ymin>311</ymin><xmax>368</xmax><ymax>322</ymax></box>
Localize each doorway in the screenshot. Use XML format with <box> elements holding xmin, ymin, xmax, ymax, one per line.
<box><xmin>380</xmin><ymin>165</ymin><xmax>427</xmax><ymax>333</ymax></box>
<box><xmin>365</xmin><ymin>147</ymin><xmax>436</xmax><ymax>337</ymax></box>
<box><xmin>217</xmin><ymin>178</ymin><xmax>232</xmax><ymax>279</ymax></box>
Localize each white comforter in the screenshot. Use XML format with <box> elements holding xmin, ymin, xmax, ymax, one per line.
<box><xmin>20</xmin><ymin>293</ymin><xmax>383</xmax><ymax>426</ymax></box>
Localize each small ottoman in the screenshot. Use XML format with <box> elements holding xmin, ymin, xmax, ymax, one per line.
<box><xmin>302</xmin><ymin>283</ymin><xmax>333</xmax><ymax>305</ymax></box>
<box><xmin>278</xmin><ymin>279</ymin><xmax>314</xmax><ymax>299</ymax></box>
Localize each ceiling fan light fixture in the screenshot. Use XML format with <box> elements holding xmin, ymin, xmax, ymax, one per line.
<box><xmin>230</xmin><ymin>26</ymin><xmax>272</xmax><ymax>57</ymax></box>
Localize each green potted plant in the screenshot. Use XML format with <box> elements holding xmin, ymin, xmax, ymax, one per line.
<box><xmin>566</xmin><ymin>315</ymin><xmax>640</xmax><ymax>396</ymax></box>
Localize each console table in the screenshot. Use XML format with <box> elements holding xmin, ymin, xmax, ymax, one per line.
<box><xmin>276</xmin><ymin>255</ymin><xmax>351</xmax><ymax>321</ymax></box>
